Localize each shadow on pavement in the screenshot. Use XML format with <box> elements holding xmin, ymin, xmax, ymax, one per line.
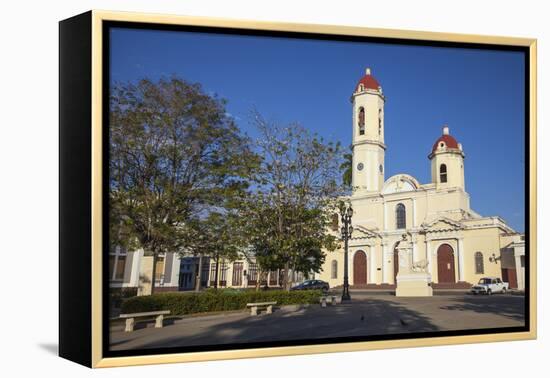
<box><xmin>438</xmin><ymin>295</ymin><xmax>524</xmax><ymax>322</ymax></box>
<box><xmin>111</xmin><ymin>297</ymin><xmax>440</xmax><ymax>351</ymax></box>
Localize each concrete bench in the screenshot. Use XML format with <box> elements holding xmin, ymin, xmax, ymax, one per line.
<box><xmin>320</xmin><ymin>295</ymin><xmax>337</xmax><ymax>307</ymax></box>
<box><xmin>119</xmin><ymin>310</ymin><xmax>170</xmax><ymax>332</ymax></box>
<box><xmin>246</xmin><ymin>302</ymin><xmax>277</xmax><ymax>316</ymax></box>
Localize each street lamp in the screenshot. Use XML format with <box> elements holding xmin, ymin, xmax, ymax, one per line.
<box><xmin>339</xmin><ymin>201</ymin><xmax>354</xmax><ymax>301</ymax></box>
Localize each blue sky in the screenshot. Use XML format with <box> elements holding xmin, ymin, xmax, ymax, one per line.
<box><xmin>110</xmin><ymin>27</ymin><xmax>526</xmax><ymax>232</ymax></box>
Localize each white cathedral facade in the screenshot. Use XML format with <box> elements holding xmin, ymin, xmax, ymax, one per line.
<box><xmin>317</xmin><ymin>68</ymin><xmax>525</xmax><ymax>290</ymax></box>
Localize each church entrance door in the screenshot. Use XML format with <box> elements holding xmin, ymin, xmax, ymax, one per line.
<box><xmin>437</xmin><ymin>244</ymin><xmax>456</xmax><ymax>283</ymax></box>
<box><xmin>353</xmin><ymin>250</ymin><xmax>367</xmax><ymax>285</ymax></box>
<box><xmin>393</xmin><ymin>245</ymin><xmax>399</xmax><ymax>284</ymax></box>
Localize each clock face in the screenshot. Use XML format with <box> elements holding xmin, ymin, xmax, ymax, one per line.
<box><xmin>357</xmin><ymin>162</ymin><xmax>364</xmax><ymax>171</ymax></box>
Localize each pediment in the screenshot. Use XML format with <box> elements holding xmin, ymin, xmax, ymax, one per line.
<box><xmin>382</xmin><ymin>174</ymin><xmax>421</xmax><ymax>194</ymax></box>
<box><xmin>422</xmin><ymin>217</ymin><xmax>463</xmax><ymax>232</ymax></box>
<box><xmin>351</xmin><ymin>225</ymin><xmax>380</xmax><ymax>239</ymax></box>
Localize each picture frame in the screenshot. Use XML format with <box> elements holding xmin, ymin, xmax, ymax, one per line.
<box><xmin>59</xmin><ymin>10</ymin><xmax>537</xmax><ymax>368</ymax></box>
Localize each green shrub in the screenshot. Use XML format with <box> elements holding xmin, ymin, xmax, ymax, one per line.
<box><xmin>121</xmin><ymin>289</ymin><xmax>322</xmax><ymax>315</ymax></box>
<box><xmin>109</xmin><ymin>287</ymin><xmax>138</xmax><ymax>309</ymax></box>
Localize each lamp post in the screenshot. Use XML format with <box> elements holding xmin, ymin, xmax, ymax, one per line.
<box><xmin>339</xmin><ymin>201</ymin><xmax>354</xmax><ymax>301</ymax></box>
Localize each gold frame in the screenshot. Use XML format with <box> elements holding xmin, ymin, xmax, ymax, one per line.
<box><xmin>90</xmin><ymin>9</ymin><xmax>537</xmax><ymax>368</ymax></box>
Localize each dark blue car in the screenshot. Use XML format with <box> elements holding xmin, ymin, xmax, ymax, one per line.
<box><xmin>290</xmin><ymin>279</ymin><xmax>329</xmax><ymax>293</ymax></box>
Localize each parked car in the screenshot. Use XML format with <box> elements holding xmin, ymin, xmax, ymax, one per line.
<box><xmin>290</xmin><ymin>280</ymin><xmax>330</xmax><ymax>293</ymax></box>
<box><xmin>471</xmin><ymin>277</ymin><xmax>509</xmax><ymax>295</ymax></box>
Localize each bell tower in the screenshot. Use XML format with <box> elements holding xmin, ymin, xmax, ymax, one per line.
<box><xmin>351</xmin><ymin>68</ymin><xmax>386</xmax><ymax>195</ymax></box>
<box><xmin>429</xmin><ymin>125</ymin><xmax>465</xmax><ymax>190</ymax></box>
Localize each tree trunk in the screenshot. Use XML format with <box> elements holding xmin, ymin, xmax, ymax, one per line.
<box><xmin>195</xmin><ymin>255</ymin><xmax>203</xmax><ymax>292</ymax></box>
<box><xmin>150</xmin><ymin>253</ymin><xmax>157</xmax><ymax>295</ymax></box>
<box><xmin>283</xmin><ymin>261</ymin><xmax>290</xmax><ymax>291</ymax></box>
<box><xmin>256</xmin><ymin>270</ymin><xmax>263</xmax><ymax>292</ymax></box>
<box><xmin>214</xmin><ymin>255</ymin><xmax>220</xmax><ymax>289</ymax></box>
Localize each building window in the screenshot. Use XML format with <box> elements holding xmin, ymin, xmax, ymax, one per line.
<box><xmin>331</xmin><ymin>260</ymin><xmax>338</xmax><ymax>279</ymax></box>
<box><xmin>248</xmin><ymin>263</ymin><xmax>258</xmax><ymax>284</ymax></box>
<box><xmin>115</xmin><ymin>255</ymin><xmax>126</xmax><ymax>280</ymax></box>
<box><xmin>109</xmin><ymin>246</ymin><xmax>127</xmax><ymax>281</ymax></box>
<box><xmin>210</xmin><ymin>262</ymin><xmax>218</xmax><ymax>286</ymax></box>
<box><xmin>201</xmin><ymin>258</ymin><xmax>210</xmax><ymax>286</ymax></box>
<box><xmin>219</xmin><ymin>261</ymin><xmax>228</xmax><ymax>286</ymax></box>
<box><xmin>155</xmin><ymin>255</ymin><xmax>165</xmax><ymax>283</ymax></box>
<box><xmin>269</xmin><ymin>270</ymin><xmax>278</xmax><ymax>285</ymax></box>
<box><xmin>396</xmin><ymin>203</ymin><xmax>406</xmax><ymax>229</ymax></box>
<box><xmin>331</xmin><ymin>213</ymin><xmax>339</xmax><ymax>231</ymax></box>
<box><xmin>358</xmin><ymin>107</ymin><xmax>365</xmax><ymax>135</ymax></box>
<box><xmin>440</xmin><ymin>164</ymin><xmax>448</xmax><ymax>183</ymax></box>
<box><xmin>475</xmin><ymin>252</ymin><xmax>484</xmax><ymax>274</ymax></box>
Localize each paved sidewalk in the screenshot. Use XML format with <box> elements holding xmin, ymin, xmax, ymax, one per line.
<box><xmin>110</xmin><ymin>293</ymin><xmax>525</xmax><ymax>351</ymax></box>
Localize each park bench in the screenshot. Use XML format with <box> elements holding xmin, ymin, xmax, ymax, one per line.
<box><xmin>246</xmin><ymin>301</ymin><xmax>277</xmax><ymax>316</ymax></box>
<box><xmin>320</xmin><ymin>295</ymin><xmax>337</xmax><ymax>307</ymax></box>
<box><xmin>119</xmin><ymin>310</ymin><xmax>170</xmax><ymax>332</ymax></box>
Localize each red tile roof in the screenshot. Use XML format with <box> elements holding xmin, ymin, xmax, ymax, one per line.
<box><xmin>432</xmin><ymin>134</ymin><xmax>459</xmax><ymax>153</ymax></box>
<box><xmin>355</xmin><ymin>73</ymin><xmax>381</xmax><ymax>92</ymax></box>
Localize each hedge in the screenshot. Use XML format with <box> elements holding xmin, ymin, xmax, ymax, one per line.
<box><xmin>121</xmin><ymin>289</ymin><xmax>323</xmax><ymax>315</ymax></box>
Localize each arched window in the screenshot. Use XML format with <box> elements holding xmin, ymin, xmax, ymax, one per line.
<box><xmin>396</xmin><ymin>203</ymin><xmax>406</xmax><ymax>229</ymax></box>
<box><xmin>358</xmin><ymin>107</ymin><xmax>365</xmax><ymax>135</ymax></box>
<box><xmin>475</xmin><ymin>252</ymin><xmax>484</xmax><ymax>274</ymax></box>
<box><xmin>440</xmin><ymin>164</ymin><xmax>448</xmax><ymax>183</ymax></box>
<box><xmin>331</xmin><ymin>260</ymin><xmax>338</xmax><ymax>279</ymax></box>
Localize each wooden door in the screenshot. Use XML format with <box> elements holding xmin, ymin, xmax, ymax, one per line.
<box><xmin>393</xmin><ymin>246</ymin><xmax>399</xmax><ymax>283</ymax></box>
<box><xmin>353</xmin><ymin>250</ymin><xmax>367</xmax><ymax>285</ymax></box>
<box><xmin>437</xmin><ymin>244</ymin><xmax>456</xmax><ymax>283</ymax></box>
<box><xmin>502</xmin><ymin>268</ymin><xmax>518</xmax><ymax>289</ymax></box>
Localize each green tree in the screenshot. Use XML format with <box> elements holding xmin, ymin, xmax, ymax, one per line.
<box><xmin>237</xmin><ymin>112</ymin><xmax>344</xmax><ymax>290</ymax></box>
<box><xmin>183</xmin><ymin>212</ymin><xmax>246</xmax><ymax>291</ymax></box>
<box><xmin>109</xmin><ymin>77</ymin><xmax>257</xmax><ymax>294</ymax></box>
<box><xmin>340</xmin><ymin>150</ymin><xmax>353</xmax><ymax>189</ymax></box>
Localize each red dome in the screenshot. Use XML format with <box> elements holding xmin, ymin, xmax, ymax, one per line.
<box><xmin>355</xmin><ymin>68</ymin><xmax>381</xmax><ymax>92</ymax></box>
<box><xmin>432</xmin><ymin>134</ymin><xmax>459</xmax><ymax>153</ymax></box>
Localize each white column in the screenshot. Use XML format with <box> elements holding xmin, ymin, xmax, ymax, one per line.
<box><xmin>370</xmin><ymin>246</ymin><xmax>376</xmax><ymax>284</ymax></box>
<box><xmin>412</xmin><ymin>198</ymin><xmax>417</xmax><ymax>228</ymax></box>
<box><xmin>382</xmin><ymin>243</ymin><xmax>388</xmax><ymax>283</ymax></box>
<box><xmin>514</xmin><ymin>251</ymin><xmax>524</xmax><ymax>290</ymax></box>
<box><xmin>425</xmin><ymin>240</ymin><xmax>432</xmax><ymax>277</ymax></box>
<box><xmin>457</xmin><ymin>238</ymin><xmax>465</xmax><ymax>282</ymax></box>
<box><xmin>170</xmin><ymin>253</ymin><xmax>180</xmax><ymax>286</ymax></box>
<box><xmin>412</xmin><ymin>239</ymin><xmax>418</xmax><ymax>263</ymax></box>
<box><xmin>383</xmin><ymin>200</ymin><xmax>388</xmax><ymax>230</ymax></box>
<box><xmin>130</xmin><ymin>249</ymin><xmax>144</xmax><ymax>286</ymax></box>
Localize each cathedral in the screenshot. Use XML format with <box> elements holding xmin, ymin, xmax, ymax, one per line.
<box><xmin>318</xmin><ymin>68</ymin><xmax>525</xmax><ymax>290</ymax></box>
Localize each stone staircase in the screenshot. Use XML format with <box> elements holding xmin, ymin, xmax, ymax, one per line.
<box><xmin>431</xmin><ymin>281</ymin><xmax>472</xmax><ymax>290</ymax></box>
<box><xmin>332</xmin><ymin>282</ymin><xmax>471</xmax><ymax>290</ymax></box>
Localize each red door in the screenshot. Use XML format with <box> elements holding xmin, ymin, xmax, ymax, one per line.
<box><xmin>353</xmin><ymin>250</ymin><xmax>367</xmax><ymax>285</ymax></box>
<box><xmin>437</xmin><ymin>244</ymin><xmax>456</xmax><ymax>283</ymax></box>
<box><xmin>502</xmin><ymin>268</ymin><xmax>518</xmax><ymax>289</ymax></box>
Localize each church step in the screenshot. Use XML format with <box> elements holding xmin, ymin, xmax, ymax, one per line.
<box><xmin>331</xmin><ymin>282</ymin><xmax>472</xmax><ymax>290</ymax></box>
<box><xmin>332</xmin><ymin>284</ymin><xmax>396</xmax><ymax>290</ymax></box>
<box><xmin>431</xmin><ymin>281</ymin><xmax>472</xmax><ymax>289</ymax></box>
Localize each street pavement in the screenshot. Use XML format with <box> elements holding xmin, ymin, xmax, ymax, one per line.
<box><xmin>110</xmin><ymin>292</ymin><xmax>525</xmax><ymax>351</ymax></box>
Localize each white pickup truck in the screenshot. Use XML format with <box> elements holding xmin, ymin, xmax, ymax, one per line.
<box><xmin>471</xmin><ymin>277</ymin><xmax>509</xmax><ymax>295</ymax></box>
